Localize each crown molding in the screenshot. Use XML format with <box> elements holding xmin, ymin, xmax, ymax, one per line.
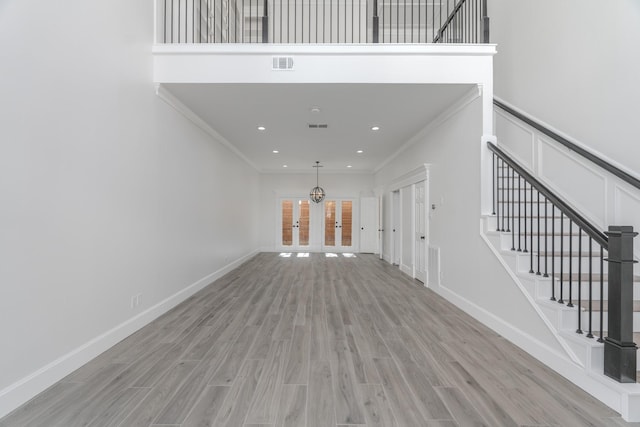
<box><xmin>155</xmin><ymin>84</ymin><xmax>260</xmax><ymax>172</ymax></box>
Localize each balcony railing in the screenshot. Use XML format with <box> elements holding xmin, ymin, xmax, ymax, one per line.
<box><xmin>158</xmin><ymin>0</ymin><xmax>489</xmax><ymax>44</ymax></box>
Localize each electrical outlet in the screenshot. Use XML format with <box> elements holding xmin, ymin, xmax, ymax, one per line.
<box><xmin>130</xmin><ymin>294</ymin><xmax>142</xmax><ymax>309</ymax></box>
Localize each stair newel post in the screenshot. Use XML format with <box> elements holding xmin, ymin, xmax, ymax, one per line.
<box><xmin>261</xmin><ymin>0</ymin><xmax>269</xmax><ymax>43</ymax></box>
<box><xmin>481</xmin><ymin>0</ymin><xmax>489</xmax><ymax>43</ymax></box>
<box><xmin>604</xmin><ymin>225</ymin><xmax>638</xmax><ymax>383</ymax></box>
<box><xmin>373</xmin><ymin>0</ymin><xmax>379</xmax><ymax>43</ymax></box>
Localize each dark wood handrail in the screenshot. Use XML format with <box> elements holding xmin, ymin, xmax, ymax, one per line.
<box><xmin>494</xmin><ymin>99</ymin><xmax>640</xmax><ymax>191</ymax></box>
<box><xmin>488</xmin><ymin>141</ymin><xmax>609</xmax><ymax>248</ymax></box>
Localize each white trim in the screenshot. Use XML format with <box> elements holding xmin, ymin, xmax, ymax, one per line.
<box><xmin>400</xmin><ymin>263</ymin><xmax>413</xmax><ymax>277</ymax></box>
<box><xmin>0</xmin><ymin>249</ymin><xmax>259</xmax><ymax>419</ymax></box>
<box><xmin>155</xmin><ymin>84</ymin><xmax>260</xmax><ymax>172</ymax></box>
<box><xmin>375</xmin><ymin>86</ymin><xmax>480</xmax><ymax>173</ymax></box>
<box><xmin>153</xmin><ymin>43</ymin><xmax>498</xmax><ymax>57</ymax></box>
<box><xmin>387</xmin><ymin>164</ymin><xmax>430</xmax><ymax>192</ymax></box>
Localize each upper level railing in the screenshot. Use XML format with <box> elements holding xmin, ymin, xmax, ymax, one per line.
<box><xmin>157</xmin><ymin>0</ymin><xmax>489</xmax><ymax>44</ymax></box>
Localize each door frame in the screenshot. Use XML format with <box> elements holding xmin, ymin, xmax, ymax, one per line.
<box><xmin>386</xmin><ymin>164</ymin><xmax>430</xmax><ymax>286</ymax></box>
<box><xmin>321</xmin><ymin>197</ymin><xmax>358</xmax><ymax>253</ymax></box>
<box><xmin>276</xmin><ymin>196</ymin><xmax>320</xmax><ymax>252</ymax></box>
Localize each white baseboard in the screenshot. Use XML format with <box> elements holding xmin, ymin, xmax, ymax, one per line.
<box><xmin>400</xmin><ymin>263</ymin><xmax>412</xmax><ymax>277</ymax></box>
<box><xmin>0</xmin><ymin>249</ymin><xmax>259</xmax><ymax>419</ymax></box>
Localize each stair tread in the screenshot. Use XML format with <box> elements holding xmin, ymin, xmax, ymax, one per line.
<box><xmin>537</xmin><ymin>251</ymin><xmax>608</xmax><ymax>257</ymax></box>
<box><xmin>553</xmin><ymin>273</ymin><xmax>640</xmax><ymax>283</ymax></box>
<box><xmin>579</xmin><ymin>300</ymin><xmax>640</xmax><ymax>312</ymax></box>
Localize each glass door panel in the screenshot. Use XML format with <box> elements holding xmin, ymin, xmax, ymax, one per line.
<box><xmin>298</xmin><ymin>200</ymin><xmax>310</xmax><ymax>246</ymax></box>
<box><xmin>324</xmin><ymin>201</ymin><xmax>336</xmax><ymax>246</ymax></box>
<box><xmin>323</xmin><ymin>199</ymin><xmax>354</xmax><ymax>251</ymax></box>
<box><xmin>280</xmin><ymin>198</ymin><xmax>313</xmax><ymax>250</ymax></box>
<box><xmin>341</xmin><ymin>201</ymin><xmax>352</xmax><ymax>247</ymax></box>
<box><xmin>282</xmin><ymin>200</ymin><xmax>293</xmax><ymax>246</ymax></box>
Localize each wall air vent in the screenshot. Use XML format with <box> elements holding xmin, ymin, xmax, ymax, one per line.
<box><xmin>272</xmin><ymin>56</ymin><xmax>294</xmax><ymax>70</ymax></box>
<box><xmin>308</xmin><ymin>124</ymin><xmax>328</xmax><ymax>129</ymax></box>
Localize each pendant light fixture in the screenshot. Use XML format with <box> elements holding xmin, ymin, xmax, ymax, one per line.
<box><xmin>310</xmin><ymin>161</ymin><xmax>326</xmax><ymax>203</ymax></box>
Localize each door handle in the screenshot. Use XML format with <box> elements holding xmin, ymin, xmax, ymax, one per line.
<box><xmin>420</xmin><ymin>236</ymin><xmax>425</xmax><ymax>240</ymax></box>
<box><xmin>361</xmin><ymin>227</ymin><xmax>364</xmax><ymax>230</ymax></box>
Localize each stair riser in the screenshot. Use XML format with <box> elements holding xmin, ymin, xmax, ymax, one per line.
<box><xmin>492</xmin><ymin>218</ymin><xmax>575</xmax><ymax>234</ymax></box>
<box><xmin>533</xmin><ymin>280</ymin><xmax>640</xmax><ymax>301</ymax></box>
<box><xmin>515</xmin><ymin>254</ymin><xmax>607</xmax><ymax>276</ymax></box>
<box><xmin>500</xmin><ymin>233</ymin><xmax>600</xmax><ymax>253</ymax></box>
<box><xmin>579</xmin><ymin>311</ymin><xmax>640</xmax><ymax>332</ymax></box>
<box><xmin>491</xmin><ymin>203</ymin><xmax>568</xmax><ymax>217</ymax></box>
<box><xmin>559</xmin><ymin>331</ymin><xmax>638</xmax><ymax>374</ymax></box>
<box><xmin>549</xmin><ymin>302</ymin><xmax>640</xmax><ymax>334</ymax></box>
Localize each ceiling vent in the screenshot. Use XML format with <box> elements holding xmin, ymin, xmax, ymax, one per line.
<box><xmin>272</xmin><ymin>56</ymin><xmax>294</xmax><ymax>70</ymax></box>
<box><xmin>308</xmin><ymin>124</ymin><xmax>328</xmax><ymax>129</ymax></box>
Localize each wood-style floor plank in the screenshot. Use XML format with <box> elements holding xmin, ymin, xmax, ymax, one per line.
<box><xmin>181</xmin><ymin>385</ymin><xmax>229</xmax><ymax>427</ymax></box>
<box><xmin>275</xmin><ymin>384</ymin><xmax>307</xmax><ymax>427</ymax></box>
<box><xmin>308</xmin><ymin>360</ymin><xmax>336</xmax><ymax>427</ymax></box>
<box><xmin>1</xmin><ymin>252</ymin><xmax>637</xmax><ymax>427</ymax></box>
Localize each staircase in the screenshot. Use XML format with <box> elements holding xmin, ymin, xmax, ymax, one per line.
<box><xmin>482</xmin><ymin>211</ymin><xmax>640</xmax><ymax>382</ymax></box>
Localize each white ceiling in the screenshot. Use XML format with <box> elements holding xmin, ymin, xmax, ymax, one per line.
<box><xmin>164</xmin><ymin>83</ymin><xmax>473</xmax><ymax>173</ymax></box>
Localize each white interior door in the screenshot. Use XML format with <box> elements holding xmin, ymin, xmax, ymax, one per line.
<box><xmin>279</xmin><ymin>198</ymin><xmax>311</xmax><ymax>251</ymax></box>
<box><xmin>414</xmin><ymin>181</ymin><xmax>427</xmax><ymax>283</ymax></box>
<box><xmin>359</xmin><ymin>197</ymin><xmax>378</xmax><ymax>253</ymax></box>
<box><xmin>392</xmin><ymin>190</ymin><xmax>401</xmax><ymax>266</ymax></box>
<box><xmin>378</xmin><ymin>195</ymin><xmax>384</xmax><ymax>259</ymax></box>
<box><xmin>323</xmin><ymin>199</ymin><xmax>354</xmax><ymax>252</ymax></box>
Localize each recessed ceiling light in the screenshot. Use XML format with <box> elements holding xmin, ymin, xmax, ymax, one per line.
<box><xmin>347</xmin><ymin>165</ymin><xmax>353</xmax><ymax>168</ymax></box>
<box><xmin>272</xmin><ymin>150</ymin><xmax>279</xmax><ymax>154</ymax></box>
<box><xmin>283</xmin><ymin>165</ymin><xmax>288</xmax><ymax>168</ymax></box>
<box><xmin>371</xmin><ymin>126</ymin><xmax>380</xmax><ymax>131</ymax></box>
<box><xmin>310</xmin><ymin>107</ymin><xmax>321</xmax><ymax>113</ymax></box>
<box><xmin>356</xmin><ymin>150</ymin><xmax>363</xmax><ymax>154</ymax></box>
<box><xmin>257</xmin><ymin>126</ymin><xmax>266</xmax><ymax>131</ymax></box>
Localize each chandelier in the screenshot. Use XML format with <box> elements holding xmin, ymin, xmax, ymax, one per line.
<box><xmin>310</xmin><ymin>161</ymin><xmax>325</xmax><ymax>203</ymax></box>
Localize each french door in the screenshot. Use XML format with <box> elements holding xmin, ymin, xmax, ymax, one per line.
<box><xmin>280</xmin><ymin>198</ymin><xmax>311</xmax><ymax>250</ymax></box>
<box><xmin>414</xmin><ymin>181</ymin><xmax>427</xmax><ymax>282</ymax></box>
<box><xmin>323</xmin><ymin>199</ymin><xmax>354</xmax><ymax>252</ymax></box>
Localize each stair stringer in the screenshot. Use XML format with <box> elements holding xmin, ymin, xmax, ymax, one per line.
<box><xmin>480</xmin><ymin>216</ymin><xmax>640</xmax><ymax>422</ymax></box>
<box><xmin>479</xmin><ymin>219</ymin><xmax>583</xmax><ymax>366</ymax></box>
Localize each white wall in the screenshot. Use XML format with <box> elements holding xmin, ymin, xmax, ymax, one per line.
<box><xmin>259</xmin><ymin>172</ymin><xmax>374</xmax><ymax>250</ymax></box>
<box><xmin>375</xmin><ymin>96</ymin><xmax>568</xmax><ymax>357</ymax></box>
<box><xmin>489</xmin><ymin>0</ymin><xmax>640</xmax><ymax>177</ymax></box>
<box><xmin>400</xmin><ymin>186</ymin><xmax>414</xmax><ymax>273</ymax></box>
<box><xmin>0</xmin><ymin>0</ymin><xmax>259</xmax><ymax>415</ymax></box>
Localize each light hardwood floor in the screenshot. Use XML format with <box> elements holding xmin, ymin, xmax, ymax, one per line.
<box><xmin>2</xmin><ymin>252</ymin><xmax>639</xmax><ymax>427</ymax></box>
